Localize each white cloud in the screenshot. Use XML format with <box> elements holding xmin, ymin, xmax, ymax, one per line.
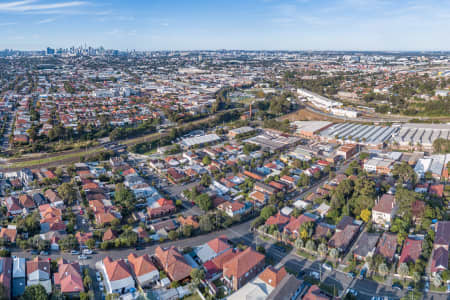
<box><xmin>0</xmin><ymin>0</ymin><xmax>88</xmax><ymax>12</ymax></box>
<box><xmin>36</xmin><ymin>17</ymin><xmax>56</xmax><ymax>24</ymax></box>
<box><xmin>0</xmin><ymin>22</ymin><xmax>17</xmax><ymax>26</ymax></box>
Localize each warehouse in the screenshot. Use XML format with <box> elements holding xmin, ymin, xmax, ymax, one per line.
<box><xmin>291</xmin><ymin>121</ymin><xmax>333</xmax><ymax>137</ymax></box>
<box><xmin>391</xmin><ymin>123</ymin><xmax>450</xmax><ymax>150</ymax></box>
<box><xmin>181</xmin><ymin>134</ymin><xmax>221</xmax><ymax>148</ymax></box>
<box><xmin>319</xmin><ymin>123</ymin><xmax>398</xmax><ymax>148</ymax></box>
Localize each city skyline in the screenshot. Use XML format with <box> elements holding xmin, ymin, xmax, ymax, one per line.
<box><xmin>0</xmin><ymin>0</ymin><xmax>450</xmax><ymax>51</ymax></box>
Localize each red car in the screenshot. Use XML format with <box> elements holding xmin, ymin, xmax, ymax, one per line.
<box><xmin>79</xmin><ymin>209</ymin><xmax>84</xmax><ymax>215</ymax></box>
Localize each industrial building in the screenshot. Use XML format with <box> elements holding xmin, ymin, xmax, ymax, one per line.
<box><xmin>319</xmin><ymin>123</ymin><xmax>399</xmax><ymax>148</ymax></box>
<box><xmin>297</xmin><ymin>89</ymin><xmax>342</xmax><ymax>109</ymax></box>
<box><xmin>244</xmin><ymin>130</ymin><xmax>301</xmax><ymax>152</ymax></box>
<box><xmin>291</xmin><ymin>121</ymin><xmax>333</xmax><ymax>137</ymax></box>
<box><xmin>391</xmin><ymin>123</ymin><xmax>450</xmax><ymax>150</ymax></box>
<box><xmin>181</xmin><ymin>134</ymin><xmax>221</xmax><ymax>148</ymax></box>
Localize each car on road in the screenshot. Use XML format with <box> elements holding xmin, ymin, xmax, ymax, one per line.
<box><xmin>71</xmin><ymin>250</ymin><xmax>80</xmax><ymax>255</ymax></box>
<box><xmin>96</xmin><ymin>272</ymin><xmax>102</xmax><ymax>282</ymax></box>
<box><xmin>322</xmin><ymin>263</ymin><xmax>332</xmax><ymax>271</ymax></box>
<box><xmin>346</xmin><ymin>288</ymin><xmax>358</xmax><ymax>297</ymax></box>
<box><xmin>78</xmin><ymin>255</ymin><xmax>88</xmax><ymax>260</ymax></box>
<box><xmin>392</xmin><ymin>283</ymin><xmax>403</xmax><ymax>290</ymax></box>
<box><xmin>424</xmin><ymin>281</ymin><xmax>429</xmax><ymax>292</ymax></box>
<box><xmin>135</xmin><ymin>246</ymin><xmax>144</xmax><ymax>251</ymax></box>
<box><xmin>310</xmin><ymin>271</ymin><xmax>320</xmax><ymax>280</ymax></box>
<box><xmin>40</xmin><ymin>251</ymin><xmax>49</xmax><ymax>256</ymax></box>
<box><xmin>83</xmin><ymin>249</ymin><xmax>93</xmax><ymax>255</ymax></box>
<box><xmin>30</xmin><ymin>250</ymin><xmax>39</xmax><ymax>255</ymax></box>
<box><xmin>359</xmin><ymin>268</ymin><xmax>367</xmax><ymax>280</ymax></box>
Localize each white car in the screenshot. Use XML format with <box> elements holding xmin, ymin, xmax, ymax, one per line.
<box><xmin>78</xmin><ymin>255</ymin><xmax>88</xmax><ymax>260</ymax></box>
<box><xmin>83</xmin><ymin>249</ymin><xmax>93</xmax><ymax>255</ymax></box>
<box><xmin>322</xmin><ymin>263</ymin><xmax>333</xmax><ymax>271</ymax></box>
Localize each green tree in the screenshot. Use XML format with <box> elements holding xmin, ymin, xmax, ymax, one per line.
<box><xmin>86</xmin><ymin>238</ymin><xmax>96</xmax><ymax>249</ymax></box>
<box><xmin>398</xmin><ymin>263</ymin><xmax>409</xmax><ymax>280</ymax></box>
<box><xmin>378</xmin><ymin>263</ymin><xmax>389</xmax><ymax>278</ymax></box>
<box><xmin>202</xmin><ymin>156</ymin><xmax>211</xmax><ymax>165</ymax></box>
<box><xmin>195</xmin><ymin>194</ymin><xmax>212</xmax><ymax>212</ymax></box>
<box><xmin>57</xmin><ymin>182</ymin><xmax>77</xmax><ymax>206</ymax></box>
<box><xmin>58</xmin><ymin>234</ymin><xmax>79</xmax><ymax>251</ymax></box>
<box><xmin>22</xmin><ymin>285</ymin><xmax>47</xmax><ymax>300</ymax></box>
<box><xmin>190</xmin><ymin>268</ymin><xmax>205</xmax><ymax>285</ymax></box>
<box><xmin>260</xmin><ymin>205</ymin><xmax>277</xmax><ymax>221</ymax></box>
<box><xmin>168</xmin><ymin>230</ymin><xmax>179</xmax><ymax>241</ymax></box>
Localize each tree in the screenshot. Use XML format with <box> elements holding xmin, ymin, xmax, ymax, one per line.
<box><xmin>83</xmin><ymin>274</ymin><xmax>92</xmax><ymax>289</ymax></box>
<box><xmin>318</xmin><ymin>243</ymin><xmax>328</xmax><ymax>257</ymax></box>
<box><xmin>329</xmin><ymin>248</ymin><xmax>339</xmax><ymax>260</ymax></box>
<box><xmin>360</xmin><ymin>209</ymin><xmax>371</xmax><ymax>223</ymax></box>
<box><xmin>22</xmin><ymin>285</ymin><xmax>47</xmax><ymax>300</ymax></box>
<box><xmin>305</xmin><ymin>240</ymin><xmax>316</xmax><ymax>252</ymax></box>
<box><xmin>182</xmin><ymin>225</ymin><xmax>193</xmax><ymax>237</ymax></box>
<box><xmin>57</xmin><ymin>182</ymin><xmax>77</xmax><ymax>206</ymax></box>
<box><xmin>412</xmin><ymin>271</ymin><xmax>421</xmax><ymax>284</ymax></box>
<box><xmin>378</xmin><ymin>263</ymin><xmax>389</xmax><ymax>278</ymax></box>
<box><xmin>199</xmin><ymin>215</ymin><xmax>214</xmax><ymax>232</ymax></box>
<box><xmin>86</xmin><ymin>238</ymin><xmax>96</xmax><ymax>249</ymax></box>
<box><xmin>200</xmin><ymin>174</ymin><xmax>211</xmax><ymax>187</ymax></box>
<box><xmin>114</xmin><ymin>183</ymin><xmax>135</xmax><ymax>217</ymax></box>
<box><xmin>168</xmin><ymin>230</ymin><xmax>178</xmax><ymax>241</ymax></box>
<box><xmin>202</xmin><ymin>156</ymin><xmax>211</xmax><ymax>165</ymax></box>
<box><xmin>260</xmin><ymin>205</ymin><xmax>277</xmax><ymax>221</ymax></box>
<box><xmin>58</xmin><ymin>234</ymin><xmax>79</xmax><ymax>251</ymax></box>
<box><xmin>391</xmin><ymin>162</ymin><xmax>417</xmax><ymax>184</ymax></box>
<box><xmin>195</xmin><ymin>194</ymin><xmax>212</xmax><ymax>212</ymax></box>
<box><xmin>398</xmin><ymin>263</ymin><xmax>409</xmax><ymax>280</ymax></box>
<box><xmin>294</xmin><ymin>238</ymin><xmax>304</xmax><ymax>249</ymax></box>
<box><xmin>190</xmin><ymin>268</ymin><xmax>205</xmax><ymax>285</ymax></box>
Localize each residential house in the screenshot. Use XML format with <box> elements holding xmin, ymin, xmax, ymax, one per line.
<box><xmin>154</xmin><ymin>246</ymin><xmax>192</xmax><ymax>282</ymax></box>
<box><xmin>303</xmin><ymin>285</ymin><xmax>330</xmax><ymax>300</ymax></box>
<box><xmin>265</xmin><ymin>212</ymin><xmax>291</xmax><ymax>231</ymax></box>
<box><xmin>12</xmin><ymin>258</ymin><xmax>25</xmax><ymax>298</ymax></box>
<box><xmin>222</xmin><ymin>247</ymin><xmax>265</xmax><ymax>291</ymax></box>
<box><xmin>127</xmin><ymin>253</ymin><xmax>159</xmax><ymax>287</ymax></box>
<box><xmin>195</xmin><ymin>236</ymin><xmax>231</xmax><ymax>263</ymax></box>
<box><xmin>372</xmin><ymin>194</ymin><xmax>397</xmax><ymax>228</ymax></box>
<box><xmin>0</xmin><ymin>228</ymin><xmax>17</xmax><ymax>244</ymax></box>
<box><xmin>353</xmin><ymin>232</ymin><xmax>380</xmax><ymax>261</ymax></box>
<box><xmin>431</xmin><ymin>221</ymin><xmax>450</xmax><ymax>273</ymax></box>
<box><xmin>0</xmin><ymin>257</ymin><xmax>12</xmax><ymax>300</ymax></box>
<box><xmin>44</xmin><ymin>189</ymin><xmax>64</xmax><ymax>208</ymax></box>
<box><xmin>283</xmin><ymin>213</ymin><xmax>318</xmax><ymax>239</ymax></box>
<box><xmin>266</xmin><ymin>273</ymin><xmax>304</xmax><ymax>300</ymax></box>
<box><xmin>217</xmin><ymin>201</ymin><xmax>248</xmax><ymax>218</ymax></box>
<box><xmin>53</xmin><ymin>260</ymin><xmax>84</xmax><ymax>295</ymax></box>
<box><xmin>376</xmin><ymin>232</ymin><xmax>398</xmax><ymax>262</ymax></box>
<box><xmin>328</xmin><ymin>225</ymin><xmax>359</xmax><ymax>253</ymax></box>
<box><xmin>227</xmin><ymin>266</ymin><xmax>287</xmax><ymax>300</ymax></box>
<box><xmin>101</xmin><ymin>256</ymin><xmax>135</xmax><ymax>294</ymax></box>
<box><xmin>399</xmin><ymin>238</ymin><xmax>422</xmax><ymax>265</ymax></box>
<box><xmin>26</xmin><ymin>257</ymin><xmax>52</xmax><ymax>294</ymax></box>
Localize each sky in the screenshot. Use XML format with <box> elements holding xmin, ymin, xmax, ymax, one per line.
<box><xmin>0</xmin><ymin>0</ymin><xmax>449</xmax><ymax>51</ymax></box>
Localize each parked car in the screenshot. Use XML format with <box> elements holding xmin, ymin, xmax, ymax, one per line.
<box><xmin>30</xmin><ymin>250</ymin><xmax>39</xmax><ymax>255</ymax></box>
<box><xmin>83</xmin><ymin>249</ymin><xmax>93</xmax><ymax>255</ymax></box>
<box><xmin>322</xmin><ymin>263</ymin><xmax>332</xmax><ymax>271</ymax></box>
<box><xmin>424</xmin><ymin>281</ymin><xmax>429</xmax><ymax>292</ymax></box>
<box><xmin>78</xmin><ymin>255</ymin><xmax>88</xmax><ymax>260</ymax></box>
<box><xmin>310</xmin><ymin>271</ymin><xmax>320</xmax><ymax>280</ymax></box>
<box><xmin>96</xmin><ymin>272</ymin><xmax>102</xmax><ymax>282</ymax></box>
<box><xmin>40</xmin><ymin>251</ymin><xmax>49</xmax><ymax>256</ymax></box>
<box><xmin>346</xmin><ymin>289</ymin><xmax>358</xmax><ymax>296</ymax></box>
<box><xmin>71</xmin><ymin>250</ymin><xmax>80</xmax><ymax>255</ymax></box>
<box><xmin>359</xmin><ymin>268</ymin><xmax>367</xmax><ymax>280</ymax></box>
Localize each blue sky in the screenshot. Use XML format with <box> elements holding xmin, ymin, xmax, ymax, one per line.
<box><xmin>0</xmin><ymin>0</ymin><xmax>449</xmax><ymax>50</ymax></box>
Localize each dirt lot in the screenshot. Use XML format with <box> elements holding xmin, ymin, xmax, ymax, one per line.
<box><xmin>280</xmin><ymin>108</ymin><xmax>343</xmax><ymax>122</ymax></box>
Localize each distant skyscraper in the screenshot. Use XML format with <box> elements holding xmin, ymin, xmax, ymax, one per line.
<box><xmin>46</xmin><ymin>47</ymin><xmax>55</xmax><ymax>55</ymax></box>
